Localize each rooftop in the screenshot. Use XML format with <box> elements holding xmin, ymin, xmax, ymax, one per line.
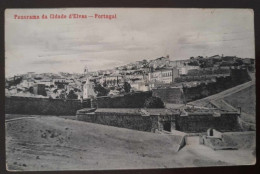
<box><xmin>94</xmin><ymin>108</ymin><xmax>179</xmax><ymax>116</ymax></box>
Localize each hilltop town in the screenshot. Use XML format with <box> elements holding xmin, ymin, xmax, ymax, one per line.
<box><xmin>5</xmin><ymin>54</ymin><xmax>256</xmax><ymax>170</ymax></box>
<box><xmin>4</xmin><ymin>7</ymin><xmax>258</xmax><ymax>172</ymax></box>
<box><xmin>5</xmin><ymin>54</ymin><xmax>255</xmax><ymax>100</ymax></box>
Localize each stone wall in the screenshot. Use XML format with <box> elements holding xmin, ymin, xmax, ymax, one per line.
<box><xmin>175</xmin><ymin>113</ymin><xmax>241</xmax><ymax>133</ymax></box>
<box><xmin>152</xmin><ymin>87</ymin><xmax>184</xmax><ymax>104</ymax></box>
<box><xmin>5</xmin><ymin>96</ymin><xmax>91</xmax><ymax>115</ymax></box>
<box><xmin>183</xmin><ymin>68</ymin><xmax>251</xmax><ymax>102</ymax></box>
<box><xmin>77</xmin><ymin>109</ymin><xmax>159</xmax><ymax>132</ymax></box>
<box><xmin>76</xmin><ymin>108</ymin><xmax>241</xmax><ymax>133</ymax></box>
<box><xmin>95</xmin><ymin>91</ymin><xmax>152</xmax><ymax>108</ymax></box>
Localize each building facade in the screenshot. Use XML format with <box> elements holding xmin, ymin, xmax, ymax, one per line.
<box><xmin>148</xmin><ymin>68</ymin><xmax>179</xmax><ymax>85</ymax></box>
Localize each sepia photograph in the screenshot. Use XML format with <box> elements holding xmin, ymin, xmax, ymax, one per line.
<box><xmin>5</xmin><ymin>8</ymin><xmax>256</xmax><ymax>171</ymax></box>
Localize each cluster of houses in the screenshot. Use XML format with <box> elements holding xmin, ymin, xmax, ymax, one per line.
<box><xmin>5</xmin><ymin>72</ymin><xmax>83</xmax><ymax>99</ymax></box>
<box><xmin>5</xmin><ymin>54</ymin><xmax>254</xmax><ymax>99</ymax></box>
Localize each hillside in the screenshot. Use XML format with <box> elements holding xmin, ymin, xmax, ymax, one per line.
<box><xmin>6</xmin><ymin>116</ymin><xmax>255</xmax><ymax>171</ymax></box>
<box><xmin>188</xmin><ymin>80</ymin><xmax>255</xmax><ymax>124</ymax></box>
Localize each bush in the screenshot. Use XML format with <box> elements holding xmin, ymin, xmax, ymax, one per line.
<box><xmin>94</xmin><ymin>84</ymin><xmax>109</xmax><ymax>97</ymax></box>
<box><xmin>144</xmin><ymin>96</ymin><xmax>165</xmax><ymax>108</ymax></box>
<box><xmin>123</xmin><ymin>82</ymin><xmax>131</xmax><ymax>93</ymax></box>
<box><xmin>67</xmin><ymin>90</ymin><xmax>78</xmax><ymax>99</ymax></box>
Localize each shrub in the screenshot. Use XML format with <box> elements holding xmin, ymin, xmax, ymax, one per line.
<box><xmin>123</xmin><ymin>82</ymin><xmax>131</xmax><ymax>93</ymax></box>
<box><xmin>67</xmin><ymin>90</ymin><xmax>78</xmax><ymax>99</ymax></box>
<box><xmin>144</xmin><ymin>96</ymin><xmax>165</xmax><ymax>108</ymax></box>
<box><xmin>94</xmin><ymin>84</ymin><xmax>109</xmax><ymax>97</ymax></box>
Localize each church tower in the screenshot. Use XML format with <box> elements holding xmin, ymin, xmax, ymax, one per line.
<box><xmin>83</xmin><ymin>65</ymin><xmax>96</xmax><ymax>99</ymax></box>
<box><xmin>84</xmin><ymin>65</ymin><xmax>89</xmax><ymax>76</ymax></box>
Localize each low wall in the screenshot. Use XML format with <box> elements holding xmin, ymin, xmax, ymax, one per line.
<box><xmin>200</xmin><ymin>131</ymin><xmax>255</xmax><ymax>150</ymax></box>
<box><xmin>175</xmin><ymin>113</ymin><xmax>241</xmax><ymax>133</ymax></box>
<box><xmin>5</xmin><ymin>96</ymin><xmax>91</xmax><ymax>115</ymax></box>
<box><xmin>95</xmin><ymin>91</ymin><xmax>152</xmax><ymax>108</ymax></box>
<box><xmin>152</xmin><ymin>87</ymin><xmax>184</xmax><ymax>104</ymax></box>
<box><xmin>77</xmin><ymin>109</ymin><xmax>159</xmax><ymax>132</ymax></box>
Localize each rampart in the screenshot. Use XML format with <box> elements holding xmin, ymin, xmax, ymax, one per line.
<box><xmin>5</xmin><ymin>96</ymin><xmax>91</xmax><ymax>115</ymax></box>
<box><xmin>77</xmin><ymin>108</ymin><xmax>241</xmax><ymax>133</ymax></box>
<box><xmin>175</xmin><ymin>112</ymin><xmax>242</xmax><ymax>133</ymax></box>
<box><xmin>77</xmin><ymin>108</ymin><xmax>158</xmax><ymax>132</ymax></box>
<box><xmin>77</xmin><ymin>108</ymin><xmax>178</xmax><ymax>132</ymax></box>
<box><xmin>152</xmin><ymin>87</ymin><xmax>184</xmax><ymax>104</ymax></box>
<box><xmin>183</xmin><ymin>68</ymin><xmax>251</xmax><ymax>102</ymax></box>
<box><xmin>94</xmin><ymin>91</ymin><xmax>152</xmax><ymax>108</ymax></box>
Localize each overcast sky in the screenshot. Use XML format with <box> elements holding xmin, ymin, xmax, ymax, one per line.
<box><xmin>5</xmin><ymin>8</ymin><xmax>255</xmax><ymax>77</ymax></box>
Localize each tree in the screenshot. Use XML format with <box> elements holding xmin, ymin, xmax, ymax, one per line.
<box><xmin>67</xmin><ymin>90</ymin><xmax>78</xmax><ymax>99</ymax></box>
<box><xmin>144</xmin><ymin>96</ymin><xmax>165</xmax><ymax>108</ymax></box>
<box><xmin>94</xmin><ymin>84</ymin><xmax>109</xmax><ymax>97</ymax></box>
<box><xmin>123</xmin><ymin>82</ymin><xmax>131</xmax><ymax>93</ymax></box>
<box><xmin>102</xmin><ymin>80</ymin><xmax>107</xmax><ymax>87</ymax></box>
<box><xmin>188</xmin><ymin>61</ymin><xmax>199</xmax><ymax>66</ymax></box>
<box><xmin>28</xmin><ymin>86</ymin><xmax>34</xmax><ymax>94</ymax></box>
<box><xmin>59</xmin><ymin>90</ymin><xmax>67</xmax><ymax>99</ymax></box>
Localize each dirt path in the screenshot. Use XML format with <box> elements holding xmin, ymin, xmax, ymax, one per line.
<box><xmin>181</xmin><ymin>136</ymin><xmax>255</xmax><ymax>166</ymax></box>
<box><xmin>185</xmin><ymin>136</ymin><xmax>200</xmax><ymax>145</ymax></box>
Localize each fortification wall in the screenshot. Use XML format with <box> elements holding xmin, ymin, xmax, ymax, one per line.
<box><xmin>175</xmin><ymin>113</ymin><xmax>241</xmax><ymax>133</ymax></box>
<box><xmin>95</xmin><ymin>91</ymin><xmax>152</xmax><ymax>108</ymax></box>
<box><xmin>76</xmin><ymin>108</ymin><xmax>241</xmax><ymax>133</ymax></box>
<box><xmin>77</xmin><ymin>111</ymin><xmax>159</xmax><ymax>132</ymax></box>
<box><xmin>152</xmin><ymin>88</ymin><xmax>184</xmax><ymax>104</ymax></box>
<box><xmin>184</xmin><ymin>68</ymin><xmax>251</xmax><ymax>102</ymax></box>
<box><xmin>5</xmin><ymin>96</ymin><xmax>91</xmax><ymax>115</ymax></box>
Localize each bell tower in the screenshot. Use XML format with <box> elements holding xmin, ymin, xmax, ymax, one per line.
<box><xmin>83</xmin><ymin>65</ymin><xmax>96</xmax><ymax>99</ymax></box>
<box><xmin>84</xmin><ymin>65</ymin><xmax>89</xmax><ymax>76</ymax></box>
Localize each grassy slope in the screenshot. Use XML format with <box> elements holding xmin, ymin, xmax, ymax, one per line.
<box><xmin>6</xmin><ymin>116</ymin><xmax>184</xmax><ymax>171</ymax></box>
<box><xmin>188</xmin><ymin>81</ymin><xmax>255</xmax><ymax>124</ymax></box>
<box><xmin>6</xmin><ymin>116</ymin><xmax>255</xmax><ymax>171</ymax></box>
<box><xmin>223</xmin><ymin>84</ymin><xmax>255</xmax><ymax>123</ymax></box>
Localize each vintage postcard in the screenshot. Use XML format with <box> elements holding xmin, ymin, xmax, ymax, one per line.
<box><xmin>5</xmin><ymin>8</ymin><xmax>255</xmax><ymax>171</ymax></box>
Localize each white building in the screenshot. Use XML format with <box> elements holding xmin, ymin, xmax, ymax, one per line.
<box><xmin>178</xmin><ymin>65</ymin><xmax>200</xmax><ymax>75</ymax></box>
<box><xmin>26</xmin><ymin>72</ymin><xmax>36</xmax><ymax>78</ymax></box>
<box><xmin>83</xmin><ymin>66</ymin><xmax>97</xmax><ymax>99</ymax></box>
<box><xmin>100</xmin><ymin>74</ymin><xmax>123</xmax><ymax>86</ymax></box>
<box><xmin>148</xmin><ymin>68</ymin><xmax>179</xmax><ymax>84</ymax></box>
<box><xmin>20</xmin><ymin>79</ymin><xmax>35</xmax><ymax>88</ymax></box>
<box><xmin>130</xmin><ymin>81</ymin><xmax>150</xmax><ymax>92</ymax></box>
<box><xmin>36</xmin><ymin>79</ymin><xmax>54</xmax><ymax>86</ymax></box>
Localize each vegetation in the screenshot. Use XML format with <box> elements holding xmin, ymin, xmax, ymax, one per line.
<box><xmin>144</xmin><ymin>96</ymin><xmax>165</xmax><ymax>108</ymax></box>
<box><xmin>94</xmin><ymin>83</ymin><xmax>110</xmax><ymax>97</ymax></box>
<box><xmin>67</xmin><ymin>90</ymin><xmax>78</xmax><ymax>99</ymax></box>
<box><xmin>58</xmin><ymin>90</ymin><xmax>67</xmax><ymax>99</ymax></box>
<box><xmin>123</xmin><ymin>82</ymin><xmax>131</xmax><ymax>93</ymax></box>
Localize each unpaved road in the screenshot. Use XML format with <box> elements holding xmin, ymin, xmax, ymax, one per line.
<box><xmin>184</xmin><ymin>136</ymin><xmax>255</xmax><ymax>166</ymax></box>
<box><xmin>5</xmin><ymin>116</ymin><xmax>255</xmax><ymax>171</ymax></box>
